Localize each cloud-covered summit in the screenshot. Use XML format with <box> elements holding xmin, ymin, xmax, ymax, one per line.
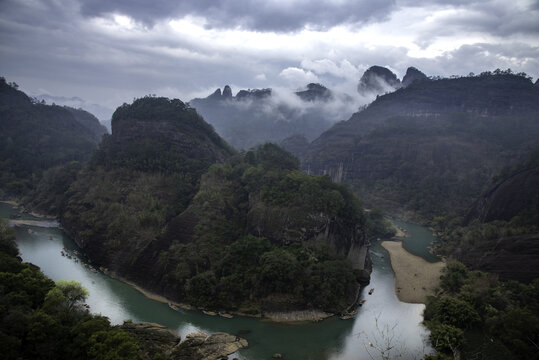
<box><xmin>0</xmin><ymin>0</ymin><xmax>537</xmax><ymax>118</ymax></box>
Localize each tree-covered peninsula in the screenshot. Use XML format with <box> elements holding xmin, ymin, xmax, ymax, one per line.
<box><xmin>31</xmin><ymin>96</ymin><xmax>372</xmax><ymax>316</ymax></box>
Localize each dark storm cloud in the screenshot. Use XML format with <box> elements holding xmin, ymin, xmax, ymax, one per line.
<box><xmin>440</xmin><ymin>0</ymin><xmax>539</xmax><ymax>37</ymax></box>
<box><xmin>79</xmin><ymin>0</ymin><xmax>397</xmax><ymax>32</ymax></box>
<box><xmin>1</xmin><ymin>0</ymin><xmax>538</xmax><ymax>122</ymax></box>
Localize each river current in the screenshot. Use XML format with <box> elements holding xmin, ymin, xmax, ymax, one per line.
<box><xmin>2</xmin><ymin>202</ymin><xmax>437</xmax><ymax>360</ymax></box>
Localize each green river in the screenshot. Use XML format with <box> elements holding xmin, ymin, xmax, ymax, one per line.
<box><xmin>2</xmin><ymin>202</ymin><xmax>440</xmax><ymax>359</ymax></box>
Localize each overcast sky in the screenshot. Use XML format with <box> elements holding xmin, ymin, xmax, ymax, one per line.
<box><xmin>1</xmin><ymin>0</ymin><xmax>538</xmax><ymax>120</ymax></box>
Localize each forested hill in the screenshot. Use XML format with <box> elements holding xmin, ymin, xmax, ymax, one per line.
<box><xmin>36</xmin><ymin>96</ymin><xmax>372</xmax><ymax>315</ymax></box>
<box><xmin>300</xmin><ymin>72</ymin><xmax>539</xmax><ymax>220</ymax></box>
<box><xmin>434</xmin><ymin>151</ymin><xmax>539</xmax><ymax>282</ymax></box>
<box><xmin>0</xmin><ymin>77</ymin><xmax>106</xmax><ymax>196</ymax></box>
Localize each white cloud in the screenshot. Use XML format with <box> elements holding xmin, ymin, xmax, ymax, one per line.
<box><xmin>278</xmin><ymin>67</ymin><xmax>320</xmax><ymax>87</ymax></box>
<box><xmin>0</xmin><ymin>0</ymin><xmax>537</xmax><ymax>114</ymax></box>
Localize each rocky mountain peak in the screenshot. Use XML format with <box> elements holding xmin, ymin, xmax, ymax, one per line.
<box><xmin>402</xmin><ymin>67</ymin><xmax>428</xmax><ymax>87</ymax></box>
<box><xmin>207</xmin><ymin>88</ymin><xmax>222</xmax><ymax>100</ymax></box>
<box><xmin>106</xmin><ymin>96</ymin><xmax>234</xmax><ymax>169</ymax></box>
<box><xmin>357</xmin><ymin>65</ymin><xmax>401</xmax><ymax>95</ymax></box>
<box><xmin>295</xmin><ymin>83</ymin><xmax>332</xmax><ymax>102</ymax></box>
<box><xmin>222</xmin><ymin>85</ymin><xmax>233</xmax><ymax>98</ymax></box>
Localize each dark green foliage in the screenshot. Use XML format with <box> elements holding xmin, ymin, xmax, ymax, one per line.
<box><xmin>428</xmin><ymin>323</ymin><xmax>464</xmax><ymax>354</ymax></box>
<box><xmin>0</xmin><ymin>77</ymin><xmax>104</xmax><ymax>196</ymax></box>
<box><xmin>424</xmin><ymin>261</ymin><xmax>539</xmax><ymax>359</ymax></box>
<box><xmin>435</xmin><ymin>155</ymin><xmax>539</xmax><ymax>282</ymax></box>
<box><xmin>303</xmin><ymin>73</ymin><xmax>539</xmax><ymax>221</ymax></box>
<box><xmin>439</xmin><ymin>262</ymin><xmax>469</xmax><ymax>294</ymax></box>
<box><xmin>165</xmin><ymin>146</ymin><xmax>364</xmax><ymax>312</ymax></box>
<box><xmin>0</xmin><ymin>219</ymin><xmax>142</xmax><ymax>360</ymax></box>
<box><xmin>31</xmin><ymin>94</ymin><xmax>365</xmax><ymax>314</ymax></box>
<box><xmin>365</xmin><ymin>208</ymin><xmax>397</xmax><ymax>239</ymax></box>
<box><xmin>55</xmin><ymin>138</ymin><xmax>364</xmax><ymax>313</ymax></box>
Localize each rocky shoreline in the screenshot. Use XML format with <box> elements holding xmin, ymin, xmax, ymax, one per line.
<box><xmin>120</xmin><ymin>322</ymin><xmax>248</xmax><ymax>360</ymax></box>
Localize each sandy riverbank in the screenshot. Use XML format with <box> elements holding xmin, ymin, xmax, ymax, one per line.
<box><xmin>381</xmin><ymin>241</ymin><xmax>445</xmax><ymax>303</ymax></box>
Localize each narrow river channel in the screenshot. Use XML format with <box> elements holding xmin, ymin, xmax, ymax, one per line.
<box><xmin>2</xmin><ymin>202</ymin><xmax>437</xmax><ymax>359</ymax></box>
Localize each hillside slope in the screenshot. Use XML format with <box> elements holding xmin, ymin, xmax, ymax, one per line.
<box><xmin>435</xmin><ymin>152</ymin><xmax>539</xmax><ymax>282</ymax></box>
<box><xmin>301</xmin><ymin>73</ymin><xmax>539</xmax><ymax>219</ymax></box>
<box><xmin>0</xmin><ymin>77</ymin><xmax>106</xmax><ymax>196</ymax></box>
<box><xmin>47</xmin><ymin>97</ymin><xmax>369</xmax><ymax>315</ymax></box>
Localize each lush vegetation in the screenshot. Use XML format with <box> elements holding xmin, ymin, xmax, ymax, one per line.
<box><xmin>0</xmin><ymin>77</ymin><xmax>105</xmax><ymax>197</ymax></box>
<box><xmin>424</xmin><ymin>261</ymin><xmax>539</xmax><ymax>360</ymax></box>
<box><xmin>302</xmin><ymin>72</ymin><xmax>539</xmax><ymax>221</ymax></box>
<box><xmin>56</xmin><ymin>142</ymin><xmax>368</xmax><ymax>314</ymax></box>
<box><xmin>431</xmin><ymin>151</ymin><xmax>539</xmax><ymax>282</ymax></box>
<box><xmin>162</xmin><ymin>144</ymin><xmax>366</xmax><ymax>312</ymax></box>
<box><xmin>0</xmin><ymin>218</ymin><xmax>143</xmax><ymax>360</ymax></box>
<box><xmin>28</xmin><ymin>93</ymin><xmax>370</xmax><ymax>315</ymax></box>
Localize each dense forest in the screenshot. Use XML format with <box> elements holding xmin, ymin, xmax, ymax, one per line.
<box><xmin>300</xmin><ymin>72</ymin><xmax>539</xmax><ymax>221</ymax></box>
<box><xmin>0</xmin><ymin>218</ymin><xmax>142</xmax><ymax>360</ymax></box>
<box><xmin>0</xmin><ymin>77</ymin><xmax>106</xmax><ymax>197</ymax></box>
<box><xmin>424</xmin><ymin>262</ymin><xmax>539</xmax><ymax>360</ymax></box>
<box><xmin>26</xmin><ymin>96</ymin><xmax>383</xmax><ymax>316</ymax></box>
<box><xmin>424</xmin><ymin>151</ymin><xmax>539</xmax><ymax>359</ymax></box>
<box><xmin>432</xmin><ymin>151</ymin><xmax>539</xmax><ymax>282</ymax></box>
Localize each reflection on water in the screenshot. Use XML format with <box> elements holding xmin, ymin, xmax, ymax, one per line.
<box><xmin>392</xmin><ymin>219</ymin><xmax>441</xmax><ymax>263</ymax></box>
<box><xmin>2</xmin><ymin>202</ymin><xmax>433</xmax><ymax>359</ymax></box>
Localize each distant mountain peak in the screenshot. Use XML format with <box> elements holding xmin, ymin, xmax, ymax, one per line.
<box><xmin>222</xmin><ymin>85</ymin><xmax>233</xmax><ymax>98</ymax></box>
<box><xmin>402</xmin><ymin>67</ymin><xmax>427</xmax><ymax>87</ymax></box>
<box><xmin>295</xmin><ymin>83</ymin><xmax>333</xmax><ymax>102</ymax></box>
<box><xmin>357</xmin><ymin>65</ymin><xmax>401</xmax><ymax>95</ymax></box>
<box><xmin>208</xmin><ymin>88</ymin><xmax>222</xmax><ymax>100</ymax></box>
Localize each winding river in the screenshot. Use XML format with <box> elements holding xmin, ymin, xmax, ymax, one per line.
<box><xmin>2</xmin><ymin>202</ymin><xmax>438</xmax><ymax>360</ymax></box>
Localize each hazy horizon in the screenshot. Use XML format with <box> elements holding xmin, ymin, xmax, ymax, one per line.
<box><xmin>1</xmin><ymin>0</ymin><xmax>538</xmax><ymax>121</ymax></box>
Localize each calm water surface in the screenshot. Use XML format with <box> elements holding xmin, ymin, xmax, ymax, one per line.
<box><xmin>2</xmin><ymin>203</ymin><xmax>434</xmax><ymax>359</ymax></box>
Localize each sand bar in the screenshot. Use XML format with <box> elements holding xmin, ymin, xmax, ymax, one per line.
<box><xmin>381</xmin><ymin>241</ymin><xmax>445</xmax><ymax>304</ymax></box>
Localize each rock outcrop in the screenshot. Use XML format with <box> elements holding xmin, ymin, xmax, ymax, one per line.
<box><xmin>120</xmin><ymin>323</ymin><xmax>248</xmax><ymax>360</ymax></box>
<box><xmin>110</xmin><ymin>97</ymin><xmax>233</xmax><ymax>165</ymax></box>
<box><xmin>295</xmin><ymin>83</ymin><xmax>332</xmax><ymax>102</ymax></box>
<box><xmin>402</xmin><ymin>67</ymin><xmax>427</xmax><ymax>87</ymax></box>
<box><xmin>172</xmin><ymin>332</ymin><xmax>248</xmax><ymax>360</ymax></box>
<box><xmin>357</xmin><ymin>65</ymin><xmax>401</xmax><ymax>95</ymax></box>
<box><xmin>189</xmin><ymin>84</ymin><xmax>340</xmax><ymax>149</ymax></box>
<box><xmin>466</xmin><ymin>166</ymin><xmax>539</xmax><ymax>223</ymax></box>
<box><xmin>120</xmin><ymin>322</ymin><xmax>180</xmax><ymax>359</ymax></box>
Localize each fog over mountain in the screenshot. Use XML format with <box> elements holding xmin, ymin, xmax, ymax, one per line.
<box><xmin>1</xmin><ymin>2</ymin><xmax>539</xmax><ymax>360</ymax></box>
<box><xmin>1</xmin><ymin>0</ymin><xmax>537</xmax><ymax>112</ymax></box>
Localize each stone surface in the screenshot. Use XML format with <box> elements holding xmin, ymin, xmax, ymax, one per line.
<box><xmin>172</xmin><ymin>332</ymin><xmax>248</xmax><ymax>360</ymax></box>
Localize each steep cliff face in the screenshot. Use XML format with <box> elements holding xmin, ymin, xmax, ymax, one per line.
<box><xmin>437</xmin><ymin>154</ymin><xmax>539</xmax><ymax>282</ymax></box>
<box><xmin>466</xmin><ymin>166</ymin><xmax>539</xmax><ymax>223</ymax></box>
<box><xmin>109</xmin><ymin>97</ymin><xmax>233</xmax><ymax>164</ymax></box>
<box><xmin>303</xmin><ymin>74</ymin><xmax>539</xmax><ymax>218</ymax></box>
